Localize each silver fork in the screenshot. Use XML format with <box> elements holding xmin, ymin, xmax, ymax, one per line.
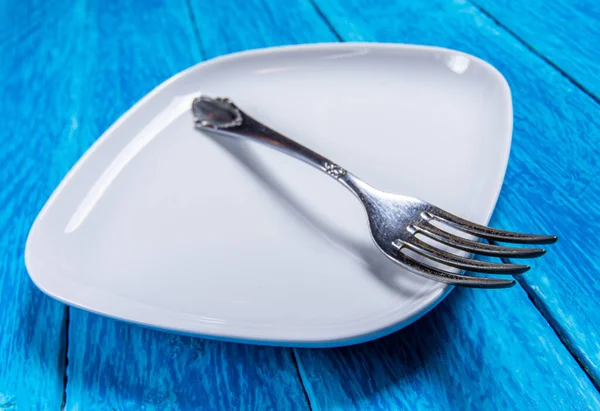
<box><xmin>192</xmin><ymin>96</ymin><xmax>557</xmax><ymax>288</ymax></box>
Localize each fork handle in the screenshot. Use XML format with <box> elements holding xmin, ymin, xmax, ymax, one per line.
<box><xmin>192</xmin><ymin>96</ymin><xmax>369</xmax><ymax>196</ymax></box>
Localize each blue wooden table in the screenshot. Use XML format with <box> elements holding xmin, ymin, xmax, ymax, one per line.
<box><xmin>2</xmin><ymin>0</ymin><xmax>599</xmax><ymax>409</ymax></box>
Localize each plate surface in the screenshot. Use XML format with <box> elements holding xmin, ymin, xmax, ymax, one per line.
<box><xmin>25</xmin><ymin>43</ymin><xmax>512</xmax><ymax>347</ymax></box>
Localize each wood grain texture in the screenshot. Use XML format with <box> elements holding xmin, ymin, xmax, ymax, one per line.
<box><xmin>187</xmin><ymin>0</ymin><xmax>600</xmax><ymax>408</ymax></box>
<box><xmin>189</xmin><ymin>0</ymin><xmax>338</xmax><ymax>59</ymax></box>
<box><xmin>471</xmin><ymin>0</ymin><xmax>600</xmax><ymax>99</ymax></box>
<box><xmin>313</xmin><ymin>0</ymin><xmax>600</xmax><ymax>389</ymax></box>
<box><xmin>297</xmin><ymin>284</ymin><xmax>600</xmax><ymax>410</ymax></box>
<box><xmin>467</xmin><ymin>0</ymin><xmax>600</xmax><ymax>380</ymax></box>
<box><xmin>0</xmin><ymin>0</ymin><xmax>84</xmax><ymax>408</ymax></box>
<box><xmin>61</xmin><ymin>1</ymin><xmax>309</xmax><ymax>410</ymax></box>
<box><xmin>67</xmin><ymin>309</ymin><xmax>310</xmax><ymax>411</ymax></box>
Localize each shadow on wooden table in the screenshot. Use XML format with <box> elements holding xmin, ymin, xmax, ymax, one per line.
<box><xmin>293</xmin><ymin>287</ymin><xmax>469</xmax><ymax>407</ymax></box>
<box><xmin>58</xmin><ymin>286</ymin><xmax>468</xmax><ymax>409</ymax></box>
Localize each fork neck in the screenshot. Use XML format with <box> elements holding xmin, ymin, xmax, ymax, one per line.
<box><xmin>337</xmin><ymin>172</ymin><xmax>380</xmax><ymax>204</ymax></box>
<box><xmin>230</xmin><ymin>115</ymin><xmax>377</xmax><ymax>202</ymax></box>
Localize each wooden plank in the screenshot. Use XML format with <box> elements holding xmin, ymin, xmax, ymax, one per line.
<box><xmin>190</xmin><ymin>0</ymin><xmax>338</xmax><ymax>59</ymax></box>
<box><xmin>62</xmin><ymin>1</ymin><xmax>310</xmax><ymax>409</ymax></box>
<box><xmin>67</xmin><ymin>309</ymin><xmax>310</xmax><ymax>410</ymax></box>
<box><xmin>471</xmin><ymin>0</ymin><xmax>600</xmax><ymax>99</ymax></box>
<box><xmin>0</xmin><ymin>0</ymin><xmax>86</xmax><ymax>408</ymax></box>
<box><xmin>312</xmin><ymin>0</ymin><xmax>600</xmax><ymax>388</ymax></box>
<box><xmin>297</xmin><ymin>284</ymin><xmax>600</xmax><ymax>410</ymax></box>
<box><xmin>187</xmin><ymin>0</ymin><xmax>600</xmax><ymax>408</ymax></box>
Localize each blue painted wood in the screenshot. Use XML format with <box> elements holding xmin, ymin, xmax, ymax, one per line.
<box><xmin>67</xmin><ymin>309</ymin><xmax>310</xmax><ymax>410</ymax></box>
<box><xmin>297</xmin><ymin>285</ymin><xmax>600</xmax><ymax>410</ymax></box>
<box><xmin>471</xmin><ymin>0</ymin><xmax>600</xmax><ymax>99</ymax></box>
<box><xmin>0</xmin><ymin>0</ymin><xmax>85</xmax><ymax>408</ymax></box>
<box><xmin>312</xmin><ymin>0</ymin><xmax>600</xmax><ymax>389</ymax></box>
<box><xmin>190</xmin><ymin>0</ymin><xmax>338</xmax><ymax>59</ymax></box>
<box><xmin>60</xmin><ymin>1</ymin><xmax>309</xmax><ymax>409</ymax></box>
<box><xmin>467</xmin><ymin>0</ymin><xmax>600</xmax><ymax>380</ymax></box>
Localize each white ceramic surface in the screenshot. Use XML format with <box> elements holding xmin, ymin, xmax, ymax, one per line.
<box><xmin>25</xmin><ymin>43</ymin><xmax>513</xmax><ymax>346</ymax></box>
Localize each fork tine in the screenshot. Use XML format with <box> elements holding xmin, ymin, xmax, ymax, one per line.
<box><xmin>395</xmin><ymin>252</ymin><xmax>516</xmax><ymax>288</ymax></box>
<box><xmin>411</xmin><ymin>221</ymin><xmax>546</xmax><ymax>258</ymax></box>
<box><xmin>424</xmin><ymin>210</ymin><xmax>558</xmax><ymax>244</ymax></box>
<box><xmin>395</xmin><ymin>237</ymin><xmax>530</xmax><ymax>274</ymax></box>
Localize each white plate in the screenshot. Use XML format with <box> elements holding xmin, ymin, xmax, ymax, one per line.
<box><xmin>25</xmin><ymin>43</ymin><xmax>512</xmax><ymax>347</ymax></box>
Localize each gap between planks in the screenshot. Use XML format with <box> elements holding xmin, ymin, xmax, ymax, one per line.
<box><xmin>60</xmin><ymin>306</ymin><xmax>70</xmax><ymax>411</ymax></box>
<box><xmin>184</xmin><ymin>0</ymin><xmax>206</xmax><ymax>60</ymax></box>
<box><xmin>498</xmin><ymin>254</ymin><xmax>600</xmax><ymax>392</ymax></box>
<box><xmin>308</xmin><ymin>0</ymin><xmax>343</xmax><ymax>41</ymax></box>
<box><xmin>292</xmin><ymin>349</ymin><xmax>314</xmax><ymax>410</ymax></box>
<box><xmin>470</xmin><ymin>1</ymin><xmax>600</xmax><ymax>106</ymax></box>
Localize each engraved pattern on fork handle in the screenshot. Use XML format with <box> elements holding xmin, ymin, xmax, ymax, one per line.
<box><xmin>324</xmin><ymin>162</ymin><xmax>347</xmax><ymax>179</ymax></box>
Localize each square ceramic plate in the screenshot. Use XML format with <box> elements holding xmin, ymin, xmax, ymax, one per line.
<box><xmin>25</xmin><ymin>43</ymin><xmax>512</xmax><ymax>347</ymax></box>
